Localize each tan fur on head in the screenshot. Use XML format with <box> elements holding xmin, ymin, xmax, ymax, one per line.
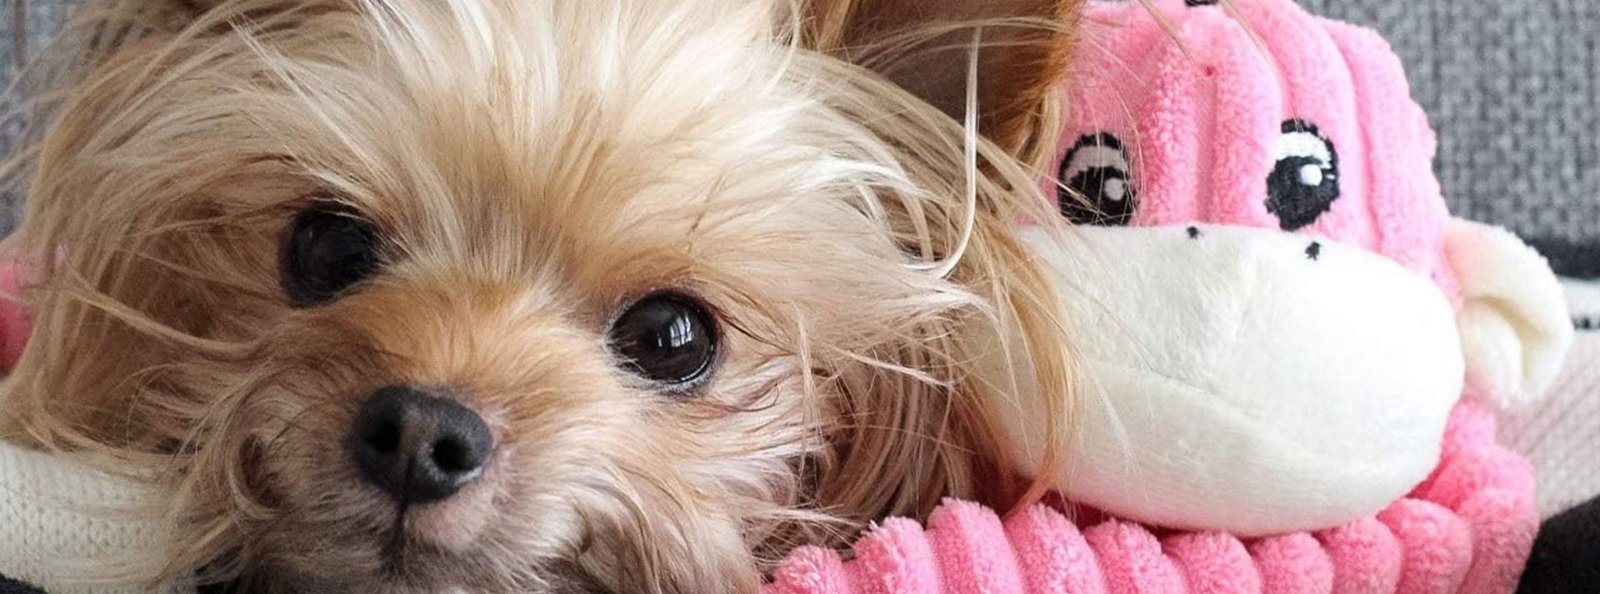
<box><xmin>803</xmin><ymin>0</ymin><xmax>1081</xmax><ymax>166</ymax></box>
<box><xmin>1</xmin><ymin>0</ymin><xmax>1081</xmax><ymax>591</ymax></box>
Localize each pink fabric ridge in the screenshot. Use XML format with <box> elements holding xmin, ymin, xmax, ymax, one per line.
<box><xmin>765</xmin><ymin>404</ymin><xmax>1535</xmax><ymax>594</ymax></box>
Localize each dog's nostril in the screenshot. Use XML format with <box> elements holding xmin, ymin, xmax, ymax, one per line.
<box><xmin>349</xmin><ymin>385</ymin><xmax>494</xmax><ymax>505</ymax></box>
<box><xmin>364</xmin><ymin>420</ymin><xmax>401</xmax><ymax>454</ymax></box>
<box><xmin>431</xmin><ymin>437</ymin><xmax>475</xmax><ymax>474</ymax></box>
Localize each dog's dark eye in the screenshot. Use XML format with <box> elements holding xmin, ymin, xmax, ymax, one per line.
<box><xmin>1267</xmin><ymin>119</ymin><xmax>1341</xmax><ymax>231</ymax></box>
<box><xmin>281</xmin><ymin>204</ymin><xmax>379</xmax><ymax>307</ymax></box>
<box><xmin>610</xmin><ymin>292</ymin><xmax>718</xmax><ymax>389</ymax></box>
<box><xmin>1059</xmin><ymin>133</ymin><xmax>1137</xmax><ymax>226</ymax></box>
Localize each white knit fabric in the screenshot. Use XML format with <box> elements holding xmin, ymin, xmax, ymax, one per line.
<box><xmin>0</xmin><ymin>442</ymin><xmax>182</xmax><ymax>594</ymax></box>
<box><xmin>1502</xmin><ymin>279</ymin><xmax>1600</xmax><ymax>518</ymax></box>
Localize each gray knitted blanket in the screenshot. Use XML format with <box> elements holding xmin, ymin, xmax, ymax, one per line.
<box><xmin>3</xmin><ymin>0</ymin><xmax>1599</xmax><ymax>276</ymax></box>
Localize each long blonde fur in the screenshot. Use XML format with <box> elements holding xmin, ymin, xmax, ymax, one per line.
<box><xmin>1</xmin><ymin>0</ymin><xmax>1079</xmax><ymax>591</ymax></box>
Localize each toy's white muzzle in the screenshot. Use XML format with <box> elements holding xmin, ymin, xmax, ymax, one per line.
<box><xmin>985</xmin><ymin>224</ymin><xmax>1465</xmax><ymax>535</ymax></box>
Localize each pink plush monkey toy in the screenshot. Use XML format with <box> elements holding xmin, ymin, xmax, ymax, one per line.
<box><xmin>768</xmin><ymin>0</ymin><xmax>1571</xmax><ymax>592</ymax></box>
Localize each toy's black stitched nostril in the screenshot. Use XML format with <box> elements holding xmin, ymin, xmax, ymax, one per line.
<box><xmin>1185</xmin><ymin>0</ymin><xmax>1220</xmax><ymax>6</ymax></box>
<box><xmin>1306</xmin><ymin>242</ymin><xmax>1323</xmax><ymax>261</ymax></box>
<box><xmin>1187</xmin><ymin>226</ymin><xmax>1201</xmax><ymax>239</ymax></box>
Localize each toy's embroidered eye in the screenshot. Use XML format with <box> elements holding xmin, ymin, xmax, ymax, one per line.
<box><xmin>609</xmin><ymin>292</ymin><xmax>719</xmax><ymax>391</ymax></box>
<box><xmin>281</xmin><ymin>203</ymin><xmax>380</xmax><ymax>308</ymax></box>
<box><xmin>1267</xmin><ymin>119</ymin><xmax>1340</xmax><ymax>231</ymax></box>
<box><xmin>1059</xmin><ymin>133</ymin><xmax>1137</xmax><ymax>226</ymax></box>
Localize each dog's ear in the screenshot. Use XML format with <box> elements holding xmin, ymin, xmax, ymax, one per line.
<box><xmin>795</xmin><ymin>0</ymin><xmax>1085</xmax><ymax>527</ymax></box>
<box><xmin>803</xmin><ymin>0</ymin><xmax>1083</xmax><ymax>159</ymax></box>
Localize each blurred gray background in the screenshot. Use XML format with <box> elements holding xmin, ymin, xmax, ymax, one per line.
<box><xmin>1301</xmin><ymin>0</ymin><xmax>1600</xmax><ymax>277</ymax></box>
<box><xmin>2</xmin><ymin>0</ymin><xmax>1598</xmax><ymax>275</ymax></box>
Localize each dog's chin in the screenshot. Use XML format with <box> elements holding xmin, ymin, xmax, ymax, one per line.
<box><xmin>241</xmin><ymin>480</ymin><xmax>584</xmax><ymax>593</ymax></box>
<box><xmin>240</xmin><ymin>533</ymin><xmax>553</xmax><ymax>594</ymax></box>
<box><xmin>246</xmin><ymin>522</ymin><xmax>502</xmax><ymax>593</ymax></box>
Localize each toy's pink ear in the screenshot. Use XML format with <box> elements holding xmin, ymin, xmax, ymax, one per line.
<box><xmin>1445</xmin><ymin>219</ymin><xmax>1573</xmax><ymax>408</ymax></box>
<box><xmin>0</xmin><ymin>256</ymin><xmax>35</xmax><ymax>374</ymax></box>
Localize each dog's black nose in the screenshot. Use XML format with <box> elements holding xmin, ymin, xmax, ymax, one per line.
<box><xmin>349</xmin><ymin>385</ymin><xmax>493</xmax><ymax>505</ymax></box>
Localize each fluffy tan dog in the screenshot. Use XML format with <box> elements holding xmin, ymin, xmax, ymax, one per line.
<box><xmin>0</xmin><ymin>0</ymin><xmax>1081</xmax><ymax>591</ymax></box>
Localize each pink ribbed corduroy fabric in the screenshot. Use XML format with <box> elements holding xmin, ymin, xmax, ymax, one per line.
<box><xmin>766</xmin><ymin>402</ymin><xmax>1534</xmax><ymax>594</ymax></box>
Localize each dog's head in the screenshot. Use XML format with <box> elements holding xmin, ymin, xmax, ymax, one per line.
<box><xmin>1</xmin><ymin>0</ymin><xmax>1079</xmax><ymax>591</ymax></box>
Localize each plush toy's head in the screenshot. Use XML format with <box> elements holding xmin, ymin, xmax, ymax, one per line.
<box><xmin>987</xmin><ymin>0</ymin><xmax>1573</xmax><ymax>536</ymax></box>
